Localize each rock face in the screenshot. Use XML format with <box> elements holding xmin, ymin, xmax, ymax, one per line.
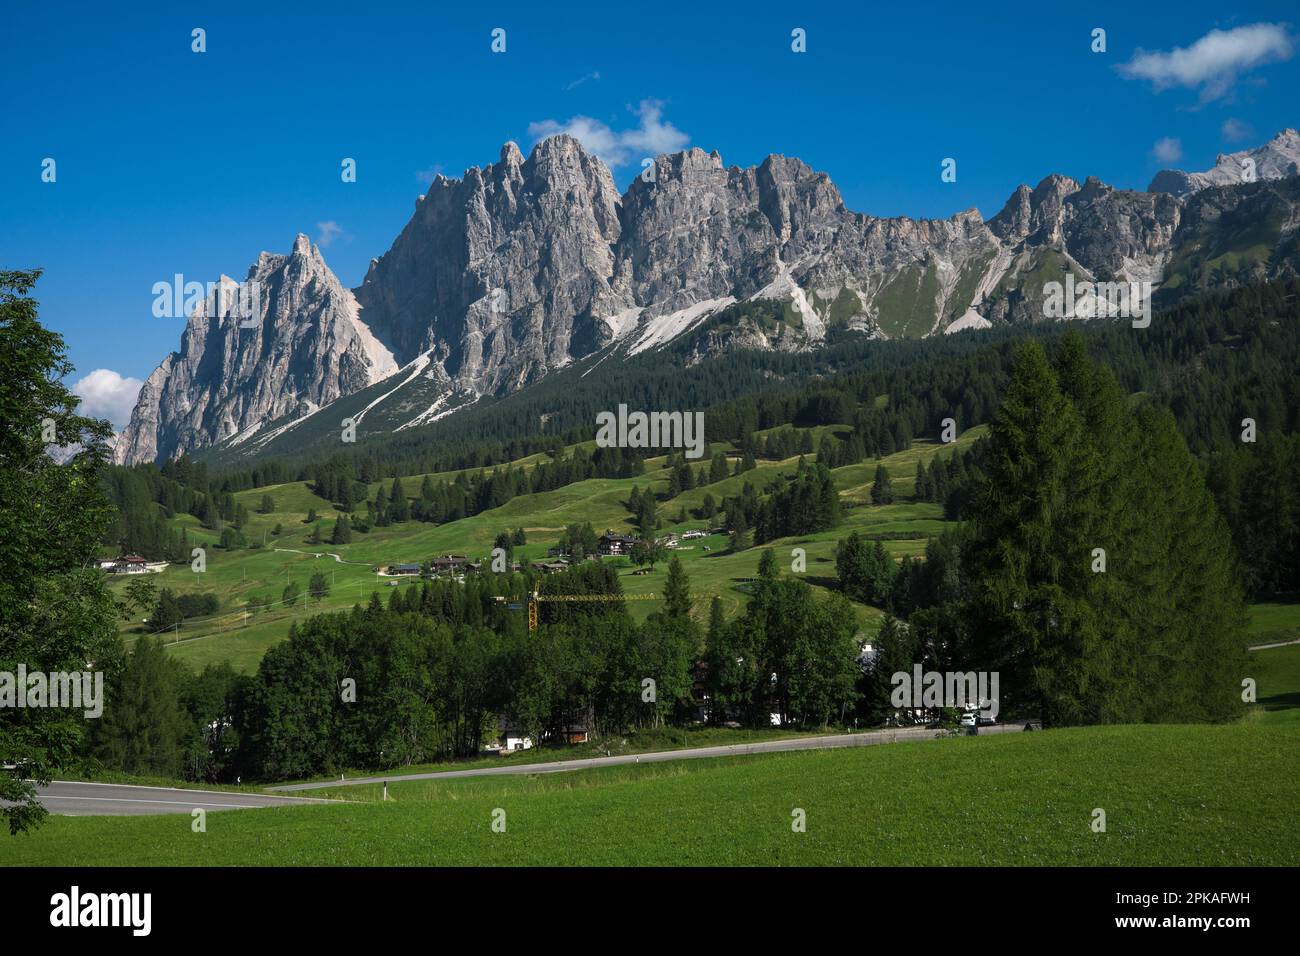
<box><xmin>115</xmin><ymin>235</ymin><xmax>397</xmax><ymax>465</ymax></box>
<box><xmin>1149</xmin><ymin>129</ymin><xmax>1300</xmax><ymax>198</ymax></box>
<box><xmin>354</xmin><ymin>138</ymin><xmax>627</xmax><ymax>394</ymax></box>
<box><xmin>118</xmin><ymin>130</ymin><xmax>1300</xmax><ymax>464</ymax></box>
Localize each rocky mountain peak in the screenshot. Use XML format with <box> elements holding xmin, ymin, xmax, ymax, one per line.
<box><xmin>1149</xmin><ymin>127</ymin><xmax>1300</xmax><ymax>198</ymax></box>
<box><xmin>500</xmin><ymin>140</ymin><xmax>524</xmax><ymax>166</ymax></box>
<box><xmin>116</xmin><ymin>130</ymin><xmax>1300</xmax><ymax>465</ymax></box>
<box><xmin>115</xmin><ymin>235</ymin><xmax>397</xmax><ymax>465</ymax></box>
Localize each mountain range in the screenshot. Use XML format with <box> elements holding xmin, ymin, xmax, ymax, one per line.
<box><xmin>116</xmin><ymin>129</ymin><xmax>1300</xmax><ymax>466</ymax></box>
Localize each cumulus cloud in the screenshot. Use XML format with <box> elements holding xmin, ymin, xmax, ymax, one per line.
<box><xmin>527</xmin><ymin>99</ymin><xmax>689</xmax><ymax>167</ymax></box>
<box><xmin>72</xmin><ymin>368</ymin><xmax>142</xmax><ymax>430</ymax></box>
<box><xmin>1221</xmin><ymin>117</ymin><xmax>1255</xmax><ymax>141</ymax></box>
<box><xmin>1153</xmin><ymin>136</ymin><xmax>1184</xmax><ymax>163</ymax></box>
<box><xmin>1119</xmin><ymin>23</ymin><xmax>1294</xmax><ymax>102</ymax></box>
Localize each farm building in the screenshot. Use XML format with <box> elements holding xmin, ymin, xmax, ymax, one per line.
<box><xmin>104</xmin><ymin>554</ymin><xmax>164</xmax><ymax>575</ymax></box>
<box><xmin>499</xmin><ymin>726</ymin><xmax>534</xmax><ymax>752</ymax></box>
<box><xmin>387</xmin><ymin>563</ymin><xmax>422</xmax><ymax>576</ymax></box>
<box><xmin>431</xmin><ymin>555</ymin><xmax>470</xmax><ymax>574</ymax></box>
<box><xmin>597</xmin><ymin>532</ymin><xmax>640</xmax><ymax>556</ymax></box>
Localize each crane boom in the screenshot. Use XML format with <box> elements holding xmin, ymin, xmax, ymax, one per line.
<box><xmin>533</xmin><ymin>593</ymin><xmax>657</xmax><ymax>602</ymax></box>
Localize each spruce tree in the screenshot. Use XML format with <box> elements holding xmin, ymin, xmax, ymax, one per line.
<box><xmin>663</xmin><ymin>555</ymin><xmax>692</xmax><ymax>619</ymax></box>
<box><xmin>965</xmin><ymin>340</ymin><xmax>1085</xmax><ymax>723</ymax></box>
<box><xmin>870</xmin><ymin>463</ymin><xmax>894</xmax><ymax>505</ymax></box>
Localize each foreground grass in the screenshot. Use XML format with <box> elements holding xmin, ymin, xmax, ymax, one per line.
<box><xmin>4</xmin><ymin>723</ymin><xmax>1296</xmax><ymax>866</ymax></box>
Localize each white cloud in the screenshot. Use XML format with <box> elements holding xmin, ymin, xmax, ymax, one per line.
<box><xmin>316</xmin><ymin>220</ymin><xmax>344</xmax><ymax>247</ymax></box>
<box><xmin>565</xmin><ymin>71</ymin><xmax>600</xmax><ymax>91</ymax></box>
<box><xmin>72</xmin><ymin>368</ymin><xmax>142</xmax><ymax>430</ymax></box>
<box><xmin>1221</xmin><ymin>117</ymin><xmax>1255</xmax><ymax>141</ymax></box>
<box><xmin>527</xmin><ymin>99</ymin><xmax>689</xmax><ymax>167</ymax></box>
<box><xmin>416</xmin><ymin>165</ymin><xmax>444</xmax><ymax>186</ymax></box>
<box><xmin>1119</xmin><ymin>23</ymin><xmax>1294</xmax><ymax>102</ymax></box>
<box><xmin>1153</xmin><ymin>136</ymin><xmax>1183</xmax><ymax>163</ymax></box>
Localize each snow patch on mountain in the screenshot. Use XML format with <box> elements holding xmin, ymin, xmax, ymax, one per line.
<box><xmin>628</xmin><ymin>296</ymin><xmax>736</xmax><ymax>355</ymax></box>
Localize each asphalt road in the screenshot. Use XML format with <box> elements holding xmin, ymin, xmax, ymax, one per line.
<box><xmin>24</xmin><ymin>780</ymin><xmax>332</xmax><ymax>816</ymax></box>
<box><xmin>272</xmin><ymin>721</ymin><xmax>1030</xmax><ymax>792</ymax></box>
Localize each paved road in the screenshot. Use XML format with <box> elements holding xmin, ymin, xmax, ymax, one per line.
<box><xmin>23</xmin><ymin>781</ymin><xmax>333</xmax><ymax>816</ymax></box>
<box><xmin>1248</xmin><ymin>636</ymin><xmax>1300</xmax><ymax>651</ymax></box>
<box><xmin>272</xmin><ymin>721</ymin><xmax>1030</xmax><ymax>792</ymax></box>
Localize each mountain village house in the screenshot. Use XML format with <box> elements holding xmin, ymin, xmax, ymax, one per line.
<box><xmin>597</xmin><ymin>532</ymin><xmax>640</xmax><ymax>556</ymax></box>
<box><xmin>99</xmin><ymin>554</ymin><xmax>167</xmax><ymax>575</ymax></box>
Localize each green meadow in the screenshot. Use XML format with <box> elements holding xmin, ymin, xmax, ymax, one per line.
<box><xmin>114</xmin><ymin>428</ymin><xmax>987</xmax><ymax>672</ymax></box>
<box><xmin>4</xmin><ymin>721</ymin><xmax>1295</xmax><ymax>866</ymax></box>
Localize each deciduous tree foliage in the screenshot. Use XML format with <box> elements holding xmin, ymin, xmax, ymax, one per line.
<box><xmin>0</xmin><ymin>272</ymin><xmax>124</xmax><ymax>833</ymax></box>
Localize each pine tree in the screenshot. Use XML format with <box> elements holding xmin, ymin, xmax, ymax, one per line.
<box><xmin>730</xmin><ymin>511</ymin><xmax>751</xmax><ymax>552</ymax></box>
<box><xmin>965</xmin><ymin>340</ymin><xmax>1085</xmax><ymax>723</ymax></box>
<box><xmin>709</xmin><ymin>451</ymin><xmax>730</xmax><ymax>484</ymax></box>
<box><xmin>663</xmin><ymin>555</ymin><xmax>692</xmax><ymax>619</ymax></box>
<box><xmin>331</xmin><ymin>513</ymin><xmax>352</xmax><ymax>545</ymax></box>
<box><xmin>870</xmin><ymin>463</ymin><xmax>894</xmax><ymax>505</ymax></box>
<box><xmin>389</xmin><ymin>477</ymin><xmax>409</xmax><ymax>522</ymax></box>
<box><xmin>94</xmin><ymin>637</ymin><xmax>184</xmax><ymax>776</ymax></box>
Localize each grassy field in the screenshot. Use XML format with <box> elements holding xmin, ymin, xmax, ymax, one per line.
<box><xmin>1248</xmin><ymin>642</ymin><xmax>1300</xmax><ymax>724</ymax></box>
<box><xmin>1247</xmin><ymin>598</ymin><xmax>1300</xmax><ymax>644</ymax></box>
<box><xmin>4</xmin><ymin>722</ymin><xmax>1296</xmax><ymax>866</ymax></box>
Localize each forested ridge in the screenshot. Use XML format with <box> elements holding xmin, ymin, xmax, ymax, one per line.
<box><xmin>104</xmin><ymin>280</ymin><xmax>1300</xmax><ymax>599</ymax></box>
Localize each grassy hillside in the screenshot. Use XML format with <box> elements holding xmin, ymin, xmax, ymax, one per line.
<box><xmin>115</xmin><ymin>427</ymin><xmax>987</xmax><ymax>672</ymax></box>
<box><xmin>4</xmin><ymin>722</ymin><xmax>1296</xmax><ymax>866</ymax></box>
<box><xmin>117</xmin><ymin>418</ymin><xmax>1295</xmax><ymax>678</ymax></box>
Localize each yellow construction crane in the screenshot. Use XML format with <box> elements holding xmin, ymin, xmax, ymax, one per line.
<box><xmin>498</xmin><ymin>591</ymin><xmax>658</xmax><ymax>631</ymax></box>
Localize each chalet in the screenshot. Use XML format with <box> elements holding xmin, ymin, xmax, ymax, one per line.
<box><xmin>106</xmin><ymin>555</ymin><xmax>152</xmax><ymax>575</ymax></box>
<box><xmin>387</xmin><ymin>563</ymin><xmax>422</xmax><ymax>576</ymax></box>
<box><xmin>532</xmin><ymin>560</ymin><xmax>570</xmax><ymax>574</ymax></box>
<box><xmin>597</xmin><ymin>532</ymin><xmax>640</xmax><ymax>556</ymax></box>
<box><xmin>430</xmin><ymin>555</ymin><xmax>470</xmax><ymax>574</ymax></box>
<box><xmin>681</xmin><ymin>530</ymin><xmax>707</xmax><ymax>540</ymax></box>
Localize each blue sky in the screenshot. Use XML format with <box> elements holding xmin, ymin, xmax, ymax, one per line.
<box><xmin>2</xmin><ymin>0</ymin><xmax>1297</xmax><ymax>427</ymax></box>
